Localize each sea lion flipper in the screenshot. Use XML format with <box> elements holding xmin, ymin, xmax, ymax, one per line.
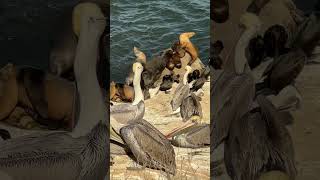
<box><xmin>22</xmin><ymin>68</ymin><xmax>49</xmax><ymax>120</ymax></box>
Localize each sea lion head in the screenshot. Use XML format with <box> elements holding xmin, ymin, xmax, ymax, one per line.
<box><xmin>133</xmin><ymin>46</ymin><xmax>147</xmax><ymax>65</ymax></box>
<box><xmin>110</xmin><ymin>81</ymin><xmax>117</xmax><ymax>100</ymax></box>
<box><xmin>0</xmin><ymin>63</ymin><xmax>18</xmax><ymax>120</ymax></box>
<box><xmin>172</xmin><ymin>41</ymin><xmax>186</xmax><ymax>58</ymax></box>
<box><xmin>179</xmin><ymin>32</ymin><xmax>196</xmax><ymax>46</ymax></box>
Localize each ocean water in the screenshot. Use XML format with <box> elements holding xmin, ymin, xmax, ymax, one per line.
<box><xmin>0</xmin><ymin>0</ymin><xmax>79</xmax><ymax>69</ymax></box>
<box><xmin>110</xmin><ymin>0</ymin><xmax>210</xmax><ymax>82</ymax></box>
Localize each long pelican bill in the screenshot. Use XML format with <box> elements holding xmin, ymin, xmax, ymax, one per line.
<box><xmin>110</xmin><ymin>126</ymin><xmax>125</xmax><ymax>144</ymax></box>
<box><xmin>165</xmin><ymin>121</ymin><xmax>196</xmax><ymax>139</ymax></box>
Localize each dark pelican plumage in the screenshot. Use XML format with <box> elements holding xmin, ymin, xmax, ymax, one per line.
<box><xmin>257</xmin><ymin>9</ymin><xmax>320</xmax><ymax>94</ymax></box>
<box><xmin>180</xmin><ymin>93</ymin><xmax>203</xmax><ymax>122</ymax></box>
<box><xmin>0</xmin><ymin>3</ymin><xmax>109</xmax><ymax>179</ymax></box>
<box><xmin>212</xmin><ymin>8</ymin><xmax>297</xmax><ymax>179</ymax></box>
<box><xmin>224</xmin><ymin>95</ymin><xmax>296</xmax><ymax>180</ymax></box>
<box><xmin>211</xmin><ymin>0</ymin><xmax>229</xmax><ymax>23</ymax></box>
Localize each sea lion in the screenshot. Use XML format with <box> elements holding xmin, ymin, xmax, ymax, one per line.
<box><xmin>179</xmin><ymin>32</ymin><xmax>199</xmax><ymax>65</ymax></box>
<box><xmin>110</xmin><ymin>82</ymin><xmax>135</xmax><ymax>102</ymax></box>
<box><xmin>49</xmin><ymin>9</ymin><xmax>77</xmax><ymax>80</ymax></box>
<box><xmin>110</xmin><ymin>81</ymin><xmax>117</xmax><ymax>100</ymax></box>
<box><xmin>0</xmin><ymin>63</ymin><xmax>18</xmax><ymax>121</ymax></box>
<box><xmin>18</xmin><ymin>66</ymin><xmax>76</xmax><ymax>130</ymax></box>
<box><xmin>0</xmin><ymin>63</ymin><xmax>77</xmax><ymax>130</ymax></box>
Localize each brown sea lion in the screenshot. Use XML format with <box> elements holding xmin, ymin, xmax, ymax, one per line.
<box><xmin>110</xmin><ymin>81</ymin><xmax>117</xmax><ymax>100</ymax></box>
<box><xmin>49</xmin><ymin>8</ymin><xmax>77</xmax><ymax>80</ymax></box>
<box><xmin>0</xmin><ymin>63</ymin><xmax>18</xmax><ymax>121</ymax></box>
<box><xmin>110</xmin><ymin>82</ymin><xmax>135</xmax><ymax>102</ymax></box>
<box><xmin>18</xmin><ymin>66</ymin><xmax>77</xmax><ymax>130</ymax></box>
<box><xmin>0</xmin><ymin>63</ymin><xmax>77</xmax><ymax>130</ymax></box>
<box><xmin>179</xmin><ymin>32</ymin><xmax>199</xmax><ymax>65</ymax></box>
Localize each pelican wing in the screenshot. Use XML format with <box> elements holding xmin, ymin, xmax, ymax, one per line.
<box><xmin>180</xmin><ymin>93</ymin><xmax>203</xmax><ymax>122</ymax></box>
<box><xmin>211</xmin><ymin>72</ymin><xmax>255</xmax><ymax>150</ymax></box>
<box><xmin>0</xmin><ymin>131</ymin><xmax>86</xmax><ymax>180</ymax></box>
<box><xmin>171</xmin><ymin>83</ymin><xmax>190</xmax><ymax>111</ymax></box>
<box><xmin>256</xmin><ymin>95</ymin><xmax>297</xmax><ymax>178</ymax></box>
<box><xmin>110</xmin><ymin>101</ymin><xmax>145</xmax><ymax>124</ymax></box>
<box><xmin>190</xmin><ymin>78</ymin><xmax>206</xmax><ymax>92</ymax></box>
<box><xmin>0</xmin><ymin>132</ymin><xmax>86</xmax><ymax>159</ymax></box>
<box><xmin>120</xmin><ymin>119</ymin><xmax>176</xmax><ymax>175</ymax></box>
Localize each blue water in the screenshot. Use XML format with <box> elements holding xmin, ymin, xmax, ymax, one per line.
<box><xmin>110</xmin><ymin>0</ymin><xmax>210</xmax><ymax>82</ymax></box>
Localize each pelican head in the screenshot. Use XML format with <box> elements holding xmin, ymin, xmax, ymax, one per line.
<box><xmin>132</xmin><ymin>62</ymin><xmax>143</xmax><ymax>74</ymax></box>
<box><xmin>72</xmin><ymin>2</ymin><xmax>105</xmax><ymax>37</ymax></box>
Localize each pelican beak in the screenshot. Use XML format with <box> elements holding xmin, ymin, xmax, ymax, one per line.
<box><xmin>110</xmin><ymin>126</ymin><xmax>125</xmax><ymax>144</ymax></box>
<box><xmin>165</xmin><ymin>121</ymin><xmax>196</xmax><ymax>139</ymax></box>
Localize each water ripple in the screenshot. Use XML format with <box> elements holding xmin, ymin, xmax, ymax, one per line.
<box><xmin>111</xmin><ymin>0</ymin><xmax>210</xmax><ymax>82</ymax></box>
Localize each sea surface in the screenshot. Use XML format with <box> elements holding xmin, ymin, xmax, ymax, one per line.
<box><xmin>0</xmin><ymin>0</ymin><xmax>315</xmax><ymax>81</ymax></box>
<box><xmin>110</xmin><ymin>0</ymin><xmax>210</xmax><ymax>82</ymax></box>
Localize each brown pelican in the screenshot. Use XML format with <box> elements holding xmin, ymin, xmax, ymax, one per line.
<box><xmin>170</xmin><ymin>123</ymin><xmax>209</xmax><ymax>148</ymax></box>
<box><xmin>212</xmin><ymin>10</ymin><xmax>297</xmax><ymax>180</ymax></box>
<box><xmin>110</xmin><ymin>62</ymin><xmax>176</xmax><ymax>174</ymax></box>
<box><xmin>0</xmin><ymin>3</ymin><xmax>109</xmax><ymax>179</ymax></box>
<box><xmin>209</xmin><ymin>40</ymin><xmax>224</xmax><ymax>69</ymax></box>
<box><xmin>180</xmin><ymin>93</ymin><xmax>203</xmax><ymax>122</ymax></box>
<box><xmin>224</xmin><ymin>95</ymin><xmax>296</xmax><ymax>180</ymax></box>
<box><xmin>125</xmin><ymin>47</ymin><xmax>147</xmax><ymax>86</ymax></box>
<box><xmin>257</xmin><ymin>10</ymin><xmax>320</xmax><ymax>94</ymax></box>
<box><xmin>170</xmin><ymin>65</ymin><xmax>193</xmax><ymax>112</ymax></box>
<box><xmin>120</xmin><ymin>119</ymin><xmax>176</xmax><ymax>174</ymax></box>
<box><xmin>110</xmin><ymin>62</ymin><xmax>145</xmax><ymax>128</ymax></box>
<box><xmin>159</xmin><ymin>74</ymin><xmax>174</xmax><ymax>92</ymax></box>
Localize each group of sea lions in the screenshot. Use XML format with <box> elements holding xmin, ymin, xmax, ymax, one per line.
<box><xmin>110</xmin><ymin>32</ymin><xmax>205</xmax><ymax>103</ymax></box>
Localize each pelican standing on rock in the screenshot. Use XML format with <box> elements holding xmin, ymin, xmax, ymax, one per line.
<box><xmin>171</xmin><ymin>66</ymin><xmax>193</xmax><ymax>113</ymax></box>
<box><xmin>110</xmin><ymin>62</ymin><xmax>176</xmax><ymax>174</ymax></box>
<box><xmin>125</xmin><ymin>47</ymin><xmax>147</xmax><ymax>86</ymax></box>
<box><xmin>110</xmin><ymin>62</ymin><xmax>145</xmax><ymax>131</ymax></box>
<box><xmin>0</xmin><ymin>3</ymin><xmax>109</xmax><ymax>180</ymax></box>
